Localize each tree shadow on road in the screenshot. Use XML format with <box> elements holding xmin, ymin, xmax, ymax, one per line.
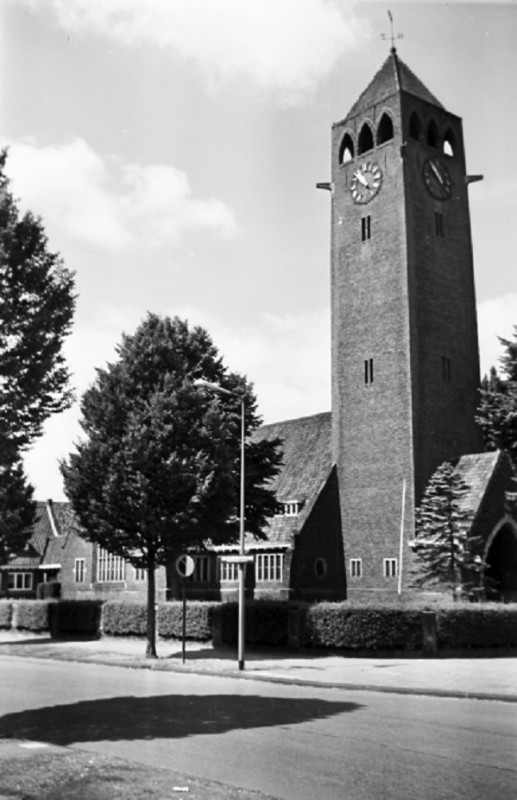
<box><xmin>0</xmin><ymin>692</ymin><xmax>362</xmax><ymax>746</ymax></box>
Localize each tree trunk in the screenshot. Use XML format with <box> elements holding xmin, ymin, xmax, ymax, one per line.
<box><xmin>146</xmin><ymin>556</ymin><xmax>157</xmax><ymax>658</ymax></box>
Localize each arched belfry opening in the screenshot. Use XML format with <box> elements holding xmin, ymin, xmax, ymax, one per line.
<box><xmin>409</xmin><ymin>111</ymin><xmax>422</xmax><ymax>140</ymax></box>
<box><xmin>376</xmin><ymin>112</ymin><xmax>394</xmax><ymax>145</ymax></box>
<box><xmin>485</xmin><ymin>524</ymin><xmax>517</xmax><ymax>602</ymax></box>
<box><xmin>339</xmin><ymin>133</ymin><xmax>354</xmax><ymax>164</ymax></box>
<box><xmin>443</xmin><ymin>129</ymin><xmax>455</xmax><ymax>157</ymax></box>
<box><xmin>358</xmin><ymin>123</ymin><xmax>374</xmax><ymax>155</ymax></box>
<box><xmin>427</xmin><ymin>119</ymin><xmax>439</xmax><ymax>148</ymax></box>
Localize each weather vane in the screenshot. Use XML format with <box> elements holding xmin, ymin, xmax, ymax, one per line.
<box><xmin>381</xmin><ymin>10</ymin><xmax>403</xmax><ymax>52</ymax></box>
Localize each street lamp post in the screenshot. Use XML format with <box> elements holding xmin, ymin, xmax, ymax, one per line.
<box><xmin>193</xmin><ymin>379</ymin><xmax>247</xmax><ymax>670</ymax></box>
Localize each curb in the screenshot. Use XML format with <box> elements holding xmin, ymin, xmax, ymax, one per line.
<box><xmin>2</xmin><ymin>648</ymin><xmax>516</xmax><ymax>704</ymax></box>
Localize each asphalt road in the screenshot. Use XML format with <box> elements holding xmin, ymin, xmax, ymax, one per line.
<box><xmin>0</xmin><ymin>656</ymin><xmax>515</xmax><ymax>800</ymax></box>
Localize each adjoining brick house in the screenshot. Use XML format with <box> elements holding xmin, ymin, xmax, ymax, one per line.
<box><xmin>1</xmin><ymin>415</ymin><xmax>346</xmax><ymax>604</ymax></box>
<box><xmin>0</xmin><ymin>500</ymin><xmax>168</xmax><ymax>602</ymax></box>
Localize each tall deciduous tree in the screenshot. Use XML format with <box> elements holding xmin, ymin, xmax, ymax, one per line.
<box><xmin>409</xmin><ymin>462</ymin><xmax>484</xmax><ymax>600</ymax></box>
<box><xmin>61</xmin><ymin>314</ymin><xmax>281</xmax><ymax>657</ymax></box>
<box><xmin>476</xmin><ymin>327</ymin><xmax>517</xmax><ymax>466</ymax></box>
<box><xmin>0</xmin><ymin>150</ymin><xmax>75</xmax><ymax>560</ymax></box>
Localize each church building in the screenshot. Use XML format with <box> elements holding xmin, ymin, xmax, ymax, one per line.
<box><xmin>3</xmin><ymin>47</ymin><xmax>516</xmax><ymax>605</ymax></box>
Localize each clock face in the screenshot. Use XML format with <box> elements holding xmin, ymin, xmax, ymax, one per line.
<box><xmin>350</xmin><ymin>162</ymin><xmax>383</xmax><ymax>204</ymax></box>
<box><xmin>422</xmin><ymin>157</ymin><xmax>452</xmax><ymax>200</ymax></box>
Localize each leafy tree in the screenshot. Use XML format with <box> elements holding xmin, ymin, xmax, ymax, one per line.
<box><xmin>409</xmin><ymin>462</ymin><xmax>484</xmax><ymax>600</ymax></box>
<box><xmin>0</xmin><ymin>150</ymin><xmax>75</xmax><ymax>559</ymax></box>
<box><xmin>0</xmin><ymin>457</ymin><xmax>36</xmax><ymax>564</ymax></box>
<box><xmin>476</xmin><ymin>327</ymin><xmax>517</xmax><ymax>466</ymax></box>
<box><xmin>61</xmin><ymin>314</ymin><xmax>282</xmax><ymax>657</ymax></box>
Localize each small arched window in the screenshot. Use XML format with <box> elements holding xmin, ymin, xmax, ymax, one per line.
<box><xmin>409</xmin><ymin>112</ymin><xmax>422</xmax><ymax>141</ymax></box>
<box><xmin>377</xmin><ymin>113</ymin><xmax>394</xmax><ymax>145</ymax></box>
<box><xmin>339</xmin><ymin>132</ymin><xmax>354</xmax><ymax>164</ymax></box>
<box><xmin>443</xmin><ymin>129</ymin><xmax>455</xmax><ymax>157</ymax></box>
<box><xmin>427</xmin><ymin>120</ymin><xmax>439</xmax><ymax>148</ymax></box>
<box><xmin>358</xmin><ymin>123</ymin><xmax>374</xmax><ymax>155</ymax></box>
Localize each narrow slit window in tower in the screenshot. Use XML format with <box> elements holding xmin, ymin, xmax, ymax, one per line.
<box><xmin>441</xmin><ymin>356</ymin><xmax>451</xmax><ymax>383</ymax></box>
<box><xmin>361</xmin><ymin>215</ymin><xmax>371</xmax><ymax>241</ymax></box>
<box><xmin>435</xmin><ymin>211</ymin><xmax>444</xmax><ymax>237</ymax></box>
<box><xmin>364</xmin><ymin>358</ymin><xmax>374</xmax><ymax>385</ymax></box>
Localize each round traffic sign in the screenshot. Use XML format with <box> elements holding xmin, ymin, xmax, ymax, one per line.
<box><xmin>175</xmin><ymin>554</ymin><xmax>195</xmax><ymax>578</ymax></box>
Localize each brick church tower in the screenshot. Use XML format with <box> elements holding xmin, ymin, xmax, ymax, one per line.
<box><xmin>330</xmin><ymin>48</ymin><xmax>483</xmax><ymax>596</ymax></box>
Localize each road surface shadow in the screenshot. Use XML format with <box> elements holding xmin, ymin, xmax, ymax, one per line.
<box><xmin>0</xmin><ymin>693</ymin><xmax>362</xmax><ymax>746</ymax></box>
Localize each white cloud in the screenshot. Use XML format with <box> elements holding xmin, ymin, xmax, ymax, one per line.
<box><xmin>171</xmin><ymin>305</ymin><xmax>331</xmax><ymax>421</ymax></box>
<box><xmin>36</xmin><ymin>0</ymin><xmax>371</xmax><ymax>101</ymax></box>
<box><xmin>478</xmin><ymin>293</ymin><xmax>517</xmax><ymax>376</ymax></box>
<box><xmin>5</xmin><ymin>138</ymin><xmax>237</xmax><ymax>249</ymax></box>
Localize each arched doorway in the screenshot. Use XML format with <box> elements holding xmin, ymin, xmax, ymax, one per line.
<box><xmin>484</xmin><ymin>524</ymin><xmax>517</xmax><ymax>602</ymax></box>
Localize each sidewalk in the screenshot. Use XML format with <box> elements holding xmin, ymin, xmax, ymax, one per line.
<box><xmin>0</xmin><ymin>630</ymin><xmax>515</xmax><ymax>703</ymax></box>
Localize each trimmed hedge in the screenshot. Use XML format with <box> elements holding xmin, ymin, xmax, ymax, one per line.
<box><xmin>302</xmin><ymin>603</ymin><xmax>423</xmax><ymax>651</ymax></box>
<box><xmin>158</xmin><ymin>602</ymin><xmax>217</xmax><ymax>641</ymax></box>
<box><xmin>102</xmin><ymin>602</ymin><xmax>148</xmax><ymax>636</ymax></box>
<box><xmin>0</xmin><ymin>601</ymin><xmax>12</xmax><ymax>629</ymax></box>
<box><xmin>436</xmin><ymin>606</ymin><xmax>517</xmax><ymax>649</ymax></box>
<box><xmin>50</xmin><ymin>600</ymin><xmax>103</xmax><ymax>637</ymax></box>
<box><xmin>15</xmin><ymin>600</ymin><xmax>50</xmax><ymax>632</ymax></box>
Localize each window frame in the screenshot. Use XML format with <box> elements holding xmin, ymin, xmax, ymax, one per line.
<box><xmin>350</xmin><ymin>558</ymin><xmax>362</xmax><ymax>579</ymax></box>
<box><xmin>383</xmin><ymin>558</ymin><xmax>398</xmax><ymax>578</ymax></box>
<box><xmin>74</xmin><ymin>558</ymin><xmax>86</xmax><ymax>583</ymax></box>
<box><xmin>97</xmin><ymin>547</ymin><xmax>126</xmax><ymax>583</ymax></box>
<box><xmin>256</xmin><ymin>553</ymin><xmax>284</xmax><ymax>583</ymax></box>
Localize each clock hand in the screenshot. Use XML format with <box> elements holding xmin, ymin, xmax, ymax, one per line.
<box><xmin>430</xmin><ymin>162</ymin><xmax>444</xmax><ymax>185</ymax></box>
<box><xmin>353</xmin><ymin>169</ymin><xmax>368</xmax><ymax>187</ymax></box>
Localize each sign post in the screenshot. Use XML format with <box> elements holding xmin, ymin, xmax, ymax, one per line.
<box><xmin>175</xmin><ymin>555</ymin><xmax>195</xmax><ymax>663</ymax></box>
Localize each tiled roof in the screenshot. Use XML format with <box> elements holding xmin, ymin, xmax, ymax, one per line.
<box><xmin>454</xmin><ymin>451</ymin><xmax>501</xmax><ymax>517</ymax></box>
<box><xmin>4</xmin><ymin>500</ymin><xmax>71</xmax><ymax>569</ymax></box>
<box><xmin>344</xmin><ymin>50</ymin><xmax>443</xmax><ymax>121</ymax></box>
<box><xmin>247</xmin><ymin>412</ymin><xmax>333</xmax><ymax>547</ymax></box>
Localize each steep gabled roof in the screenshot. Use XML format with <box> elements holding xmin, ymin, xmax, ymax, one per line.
<box><xmin>345</xmin><ymin>49</ymin><xmax>443</xmax><ymax>120</ymax></box>
<box><xmin>4</xmin><ymin>501</ymin><xmax>72</xmax><ymax>569</ymax></box>
<box><xmin>454</xmin><ymin>451</ymin><xmax>502</xmax><ymax>517</ymax></box>
<box><xmin>245</xmin><ymin>412</ymin><xmax>333</xmax><ymax>547</ymax></box>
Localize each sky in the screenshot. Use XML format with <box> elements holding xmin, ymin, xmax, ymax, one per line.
<box><xmin>1</xmin><ymin>0</ymin><xmax>516</xmax><ymax>501</ymax></box>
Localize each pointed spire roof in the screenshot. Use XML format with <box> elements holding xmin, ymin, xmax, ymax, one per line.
<box><xmin>345</xmin><ymin>49</ymin><xmax>443</xmax><ymax>120</ymax></box>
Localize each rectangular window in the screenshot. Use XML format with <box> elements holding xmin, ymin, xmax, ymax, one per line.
<box><xmin>435</xmin><ymin>211</ymin><xmax>444</xmax><ymax>237</ymax></box>
<box><xmin>441</xmin><ymin>356</ymin><xmax>451</xmax><ymax>383</ymax></box>
<box><xmin>364</xmin><ymin>358</ymin><xmax>374</xmax><ymax>385</ymax></box>
<box><xmin>192</xmin><ymin>555</ymin><xmax>210</xmax><ymax>583</ymax></box>
<box><xmin>256</xmin><ymin>553</ymin><xmax>283</xmax><ymax>583</ymax></box>
<box><xmin>134</xmin><ymin>567</ymin><xmax>146</xmax><ymax>581</ymax></box>
<box><xmin>384</xmin><ymin>558</ymin><xmax>398</xmax><ymax>578</ymax></box>
<box><xmin>220</xmin><ymin>561</ymin><xmax>239</xmax><ymax>582</ymax></box>
<box><xmin>97</xmin><ymin>547</ymin><xmax>126</xmax><ymax>582</ymax></box>
<box><xmin>8</xmin><ymin>572</ymin><xmax>33</xmax><ymax>590</ymax></box>
<box><xmin>361</xmin><ymin>215</ymin><xmax>371</xmax><ymax>242</ymax></box>
<box><xmin>350</xmin><ymin>559</ymin><xmax>362</xmax><ymax>578</ymax></box>
<box><xmin>74</xmin><ymin>558</ymin><xmax>85</xmax><ymax>583</ymax></box>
